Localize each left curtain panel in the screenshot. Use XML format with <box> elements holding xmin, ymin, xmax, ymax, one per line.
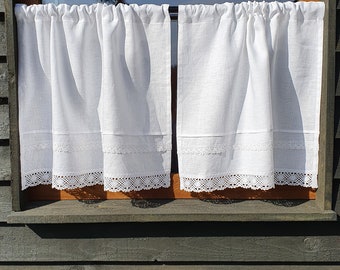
<box><xmin>15</xmin><ymin>3</ymin><xmax>172</xmax><ymax>191</ymax></box>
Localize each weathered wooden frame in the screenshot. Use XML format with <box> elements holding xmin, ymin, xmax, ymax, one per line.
<box><xmin>6</xmin><ymin>0</ymin><xmax>338</xmax><ymax>223</ymax></box>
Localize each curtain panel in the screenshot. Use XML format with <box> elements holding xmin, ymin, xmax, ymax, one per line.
<box><xmin>177</xmin><ymin>2</ymin><xmax>325</xmax><ymax>192</ymax></box>
<box><xmin>16</xmin><ymin>3</ymin><xmax>172</xmax><ymax>191</ymax></box>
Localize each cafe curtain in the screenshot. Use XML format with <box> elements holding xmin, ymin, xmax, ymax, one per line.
<box><xmin>16</xmin><ymin>3</ymin><xmax>172</xmax><ymax>191</ymax></box>
<box><xmin>177</xmin><ymin>2</ymin><xmax>325</xmax><ymax>192</ymax></box>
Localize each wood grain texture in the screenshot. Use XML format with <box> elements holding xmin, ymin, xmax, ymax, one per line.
<box><xmin>0</xmin><ymin>222</ymin><xmax>340</xmax><ymax>262</ymax></box>
<box><xmin>0</xmin><ymin>266</ymin><xmax>340</xmax><ymax>270</ymax></box>
<box><xmin>0</xmin><ymin>186</ymin><xmax>12</xmax><ymax>222</ymax></box>
<box><xmin>6</xmin><ymin>0</ymin><xmax>23</xmax><ymax>211</ymax></box>
<box><xmin>316</xmin><ymin>0</ymin><xmax>335</xmax><ymax>211</ymax></box>
<box><xmin>0</xmin><ymin>104</ymin><xmax>9</xmax><ymax>139</ymax></box>
<box><xmin>0</xmin><ymin>65</ymin><xmax>8</xmax><ymax>97</ymax></box>
<box><xmin>0</xmin><ymin>21</ymin><xmax>6</xmax><ymax>57</ymax></box>
<box><xmin>0</xmin><ymin>146</ymin><xmax>11</xmax><ymax>181</ymax></box>
<box><xmin>0</xmin><ymin>0</ymin><xmax>4</xmax><ymax>13</ymax></box>
<box><xmin>7</xmin><ymin>199</ymin><xmax>336</xmax><ymax>224</ymax></box>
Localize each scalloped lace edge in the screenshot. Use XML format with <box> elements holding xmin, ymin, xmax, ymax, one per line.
<box><xmin>22</xmin><ymin>171</ymin><xmax>317</xmax><ymax>192</ymax></box>
<box><xmin>180</xmin><ymin>171</ymin><xmax>317</xmax><ymax>192</ymax></box>
<box><xmin>104</xmin><ymin>174</ymin><xmax>170</xmax><ymax>192</ymax></box>
<box><xmin>22</xmin><ymin>171</ymin><xmax>170</xmax><ymax>192</ymax></box>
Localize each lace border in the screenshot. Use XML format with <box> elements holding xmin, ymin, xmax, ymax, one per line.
<box><xmin>21</xmin><ymin>143</ymin><xmax>171</xmax><ymax>154</ymax></box>
<box><xmin>180</xmin><ymin>172</ymin><xmax>317</xmax><ymax>192</ymax></box>
<box><xmin>104</xmin><ymin>174</ymin><xmax>170</xmax><ymax>192</ymax></box>
<box><xmin>22</xmin><ymin>171</ymin><xmax>170</xmax><ymax>192</ymax></box>
<box><xmin>22</xmin><ymin>171</ymin><xmax>316</xmax><ymax>192</ymax></box>
<box><xmin>178</xmin><ymin>140</ymin><xmax>316</xmax><ymax>154</ymax></box>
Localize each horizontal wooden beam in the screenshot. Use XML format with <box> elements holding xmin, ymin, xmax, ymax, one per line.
<box><xmin>1</xmin><ymin>223</ymin><xmax>340</xmax><ymax>262</ymax></box>
<box><xmin>1</xmin><ymin>266</ymin><xmax>340</xmax><ymax>270</ymax></box>
<box><xmin>7</xmin><ymin>199</ymin><xmax>337</xmax><ymax>223</ymax></box>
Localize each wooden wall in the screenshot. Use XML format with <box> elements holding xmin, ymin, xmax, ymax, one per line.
<box><xmin>0</xmin><ymin>0</ymin><xmax>340</xmax><ymax>269</ymax></box>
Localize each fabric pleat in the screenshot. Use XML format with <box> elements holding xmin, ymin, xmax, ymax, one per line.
<box><xmin>177</xmin><ymin>2</ymin><xmax>324</xmax><ymax>191</ymax></box>
<box><xmin>16</xmin><ymin>3</ymin><xmax>171</xmax><ymax>191</ymax></box>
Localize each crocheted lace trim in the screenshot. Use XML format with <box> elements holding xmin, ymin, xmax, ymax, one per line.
<box><xmin>104</xmin><ymin>174</ymin><xmax>170</xmax><ymax>192</ymax></box>
<box><xmin>180</xmin><ymin>171</ymin><xmax>317</xmax><ymax>192</ymax></box>
<box><xmin>22</xmin><ymin>171</ymin><xmax>316</xmax><ymax>192</ymax></box>
<box><xmin>22</xmin><ymin>171</ymin><xmax>170</xmax><ymax>192</ymax></box>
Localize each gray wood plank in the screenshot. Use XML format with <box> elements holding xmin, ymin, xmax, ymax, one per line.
<box><xmin>0</xmin><ymin>146</ymin><xmax>11</xmax><ymax>181</ymax></box>
<box><xmin>0</xmin><ymin>0</ymin><xmax>4</xmax><ymax>13</ymax></box>
<box><xmin>0</xmin><ymin>64</ymin><xmax>8</xmax><ymax>97</ymax></box>
<box><xmin>0</xmin><ymin>104</ymin><xmax>9</xmax><ymax>139</ymax></box>
<box><xmin>6</xmin><ymin>199</ymin><xmax>337</xmax><ymax>224</ymax></box>
<box><xmin>0</xmin><ymin>266</ymin><xmax>340</xmax><ymax>270</ymax></box>
<box><xmin>0</xmin><ymin>186</ymin><xmax>12</xmax><ymax>222</ymax></box>
<box><xmin>0</xmin><ymin>21</ymin><xmax>6</xmax><ymax>56</ymax></box>
<box><xmin>1</xmin><ymin>224</ymin><xmax>340</xmax><ymax>262</ymax></box>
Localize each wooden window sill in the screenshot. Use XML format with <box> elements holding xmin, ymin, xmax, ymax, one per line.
<box><xmin>6</xmin><ymin>199</ymin><xmax>337</xmax><ymax>224</ymax></box>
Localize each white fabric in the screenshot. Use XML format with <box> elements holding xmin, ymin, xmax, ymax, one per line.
<box><xmin>177</xmin><ymin>2</ymin><xmax>324</xmax><ymax>191</ymax></box>
<box><xmin>16</xmin><ymin>3</ymin><xmax>171</xmax><ymax>191</ymax></box>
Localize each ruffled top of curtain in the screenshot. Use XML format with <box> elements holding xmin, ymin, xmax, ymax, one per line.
<box><xmin>178</xmin><ymin>1</ymin><xmax>325</xmax><ymax>23</ymax></box>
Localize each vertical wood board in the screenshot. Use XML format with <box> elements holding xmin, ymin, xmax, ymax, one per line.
<box><xmin>315</xmin><ymin>0</ymin><xmax>335</xmax><ymax>210</ymax></box>
<box><xmin>6</xmin><ymin>0</ymin><xmax>23</xmax><ymax>211</ymax></box>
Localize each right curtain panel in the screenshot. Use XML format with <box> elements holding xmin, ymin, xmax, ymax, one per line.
<box><xmin>177</xmin><ymin>2</ymin><xmax>325</xmax><ymax>192</ymax></box>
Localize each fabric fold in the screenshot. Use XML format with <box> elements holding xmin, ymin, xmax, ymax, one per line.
<box><xmin>177</xmin><ymin>2</ymin><xmax>324</xmax><ymax>192</ymax></box>
<box><xmin>16</xmin><ymin>3</ymin><xmax>171</xmax><ymax>191</ymax></box>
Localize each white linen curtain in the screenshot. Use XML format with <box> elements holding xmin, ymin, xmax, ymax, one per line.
<box><xmin>16</xmin><ymin>3</ymin><xmax>172</xmax><ymax>191</ymax></box>
<box><xmin>177</xmin><ymin>2</ymin><xmax>325</xmax><ymax>191</ymax></box>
